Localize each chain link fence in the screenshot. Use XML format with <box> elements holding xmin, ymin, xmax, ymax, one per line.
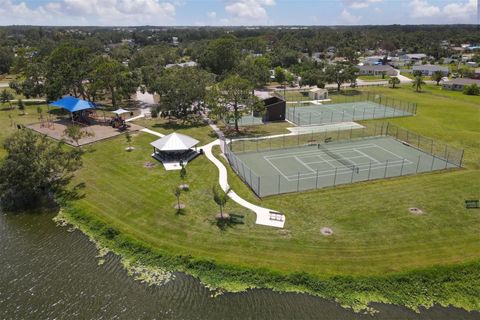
<box><xmin>224</xmin><ymin>122</ymin><xmax>463</xmax><ymax>197</ymax></box>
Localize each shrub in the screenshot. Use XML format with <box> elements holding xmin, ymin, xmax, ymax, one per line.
<box><xmin>463</xmin><ymin>84</ymin><xmax>480</xmax><ymax>96</ymax></box>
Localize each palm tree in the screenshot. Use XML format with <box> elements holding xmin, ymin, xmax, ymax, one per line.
<box><xmin>389</xmin><ymin>77</ymin><xmax>400</xmax><ymax>89</ymax></box>
<box><xmin>412</xmin><ymin>74</ymin><xmax>425</xmax><ymax>92</ymax></box>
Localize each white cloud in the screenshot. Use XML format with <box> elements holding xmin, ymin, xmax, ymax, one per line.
<box><xmin>340</xmin><ymin>9</ymin><xmax>361</xmax><ymax>24</ymax></box>
<box><xmin>207</xmin><ymin>11</ymin><xmax>217</xmax><ymax>19</ymax></box>
<box><xmin>409</xmin><ymin>0</ymin><xmax>441</xmax><ymax>18</ymax></box>
<box><xmin>225</xmin><ymin>0</ymin><xmax>275</xmax><ymax>22</ymax></box>
<box><xmin>343</xmin><ymin>0</ymin><xmax>383</xmax><ymax>9</ymax></box>
<box><xmin>409</xmin><ymin>0</ymin><xmax>476</xmax><ymax>21</ymax></box>
<box><xmin>442</xmin><ymin>0</ymin><xmax>476</xmax><ymax>20</ymax></box>
<box><xmin>0</xmin><ymin>0</ymin><xmax>176</xmax><ymax>26</ymax></box>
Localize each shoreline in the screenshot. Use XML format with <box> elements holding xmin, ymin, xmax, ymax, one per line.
<box><xmin>56</xmin><ymin>204</ymin><xmax>480</xmax><ymax>314</ymax></box>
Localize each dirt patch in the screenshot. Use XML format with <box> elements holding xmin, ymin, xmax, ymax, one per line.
<box><xmin>179</xmin><ymin>184</ymin><xmax>189</xmax><ymax>191</ymax></box>
<box><xmin>174</xmin><ymin>204</ymin><xmax>186</xmax><ymax>210</ymax></box>
<box><xmin>144</xmin><ymin>162</ymin><xmax>156</xmax><ymax>168</ymax></box>
<box><xmin>409</xmin><ymin>207</ymin><xmax>424</xmax><ymax>215</ymax></box>
<box><xmin>278</xmin><ymin>229</ymin><xmax>292</xmax><ymax>238</ymax></box>
<box><xmin>320</xmin><ymin>227</ymin><xmax>334</xmax><ymax>236</ymax></box>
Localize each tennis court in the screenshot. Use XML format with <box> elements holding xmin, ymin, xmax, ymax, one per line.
<box><xmin>228</xmin><ymin>136</ymin><xmax>458</xmax><ymax>197</ymax></box>
<box><xmin>287</xmin><ymin>101</ymin><xmax>414</xmax><ymax>126</ymax></box>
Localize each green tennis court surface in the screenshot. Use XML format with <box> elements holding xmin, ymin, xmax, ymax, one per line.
<box><xmin>231</xmin><ymin>136</ymin><xmax>457</xmax><ymax>197</ymax></box>
<box><xmin>287</xmin><ymin>101</ymin><xmax>414</xmax><ymax>126</ymax></box>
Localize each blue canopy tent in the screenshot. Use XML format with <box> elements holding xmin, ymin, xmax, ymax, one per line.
<box><xmin>50</xmin><ymin>96</ymin><xmax>97</xmax><ymax>123</ymax></box>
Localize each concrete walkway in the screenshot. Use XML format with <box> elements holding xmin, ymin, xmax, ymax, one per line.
<box><xmin>203</xmin><ymin>140</ymin><xmax>285</xmax><ymax>228</ymax></box>
<box><xmin>140</xmin><ymin>128</ymin><xmax>164</xmax><ymax>137</ymax></box>
<box><xmin>139</xmin><ymin>126</ymin><xmax>285</xmax><ymax>228</ymax></box>
<box><xmin>394</xmin><ymin>69</ymin><xmax>413</xmax><ymax>84</ymax></box>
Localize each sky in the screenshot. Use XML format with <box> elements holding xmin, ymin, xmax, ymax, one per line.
<box><xmin>0</xmin><ymin>0</ymin><xmax>478</xmax><ymax>26</ymax></box>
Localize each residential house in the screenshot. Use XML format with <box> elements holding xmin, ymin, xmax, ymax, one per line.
<box><xmin>358</xmin><ymin>65</ymin><xmax>397</xmax><ymax>77</ymax></box>
<box><xmin>442</xmin><ymin>78</ymin><xmax>480</xmax><ymax>91</ymax></box>
<box><xmin>412</xmin><ymin>65</ymin><xmax>449</xmax><ymax>76</ymax></box>
<box><xmin>399</xmin><ymin>53</ymin><xmax>427</xmax><ymax>64</ymax></box>
<box><xmin>165</xmin><ymin>61</ymin><xmax>198</xmax><ymax>69</ymax></box>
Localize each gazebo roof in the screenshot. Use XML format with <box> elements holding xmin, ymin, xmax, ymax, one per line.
<box><xmin>50</xmin><ymin>96</ymin><xmax>96</xmax><ymax>113</ymax></box>
<box><xmin>150</xmin><ymin>133</ymin><xmax>199</xmax><ymax>151</ymax></box>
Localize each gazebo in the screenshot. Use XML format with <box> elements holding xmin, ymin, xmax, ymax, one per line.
<box><xmin>150</xmin><ymin>133</ymin><xmax>200</xmax><ymax>170</ymax></box>
<box><xmin>50</xmin><ymin>96</ymin><xmax>96</xmax><ymax>124</ymax></box>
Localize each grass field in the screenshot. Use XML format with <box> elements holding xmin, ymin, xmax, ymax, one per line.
<box><xmin>1</xmin><ymin>83</ymin><xmax>479</xmax><ymax>311</ymax></box>
<box><xmin>65</xmin><ymin>84</ymin><xmax>479</xmax><ymax>275</ymax></box>
<box><xmin>358</xmin><ymin>75</ymin><xmax>390</xmax><ymax>81</ymax></box>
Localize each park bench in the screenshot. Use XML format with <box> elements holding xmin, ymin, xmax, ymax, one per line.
<box><xmin>269</xmin><ymin>212</ymin><xmax>284</xmax><ymax>221</ymax></box>
<box><xmin>230</xmin><ymin>214</ymin><xmax>245</xmax><ymax>224</ymax></box>
<box><xmin>465</xmin><ymin>200</ymin><xmax>479</xmax><ymax>209</ymax></box>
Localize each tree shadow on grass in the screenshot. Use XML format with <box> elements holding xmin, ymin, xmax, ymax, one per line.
<box><xmin>151</xmin><ymin>121</ymin><xmax>209</xmax><ymax>131</ymax></box>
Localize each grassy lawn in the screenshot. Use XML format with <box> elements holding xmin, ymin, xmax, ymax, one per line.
<box><xmin>218</xmin><ymin>120</ymin><xmax>292</xmax><ymax>138</ymax></box>
<box><xmin>358</xmin><ymin>75</ymin><xmax>390</xmax><ymax>82</ymax></box>
<box><xmin>61</xmin><ymin>82</ymin><xmax>480</xmax><ymax>276</ymax></box>
<box><xmin>1</xmin><ymin>84</ymin><xmax>479</xmax><ymax>310</ymax></box>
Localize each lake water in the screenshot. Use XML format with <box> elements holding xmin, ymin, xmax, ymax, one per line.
<box><xmin>1</xmin><ymin>212</ymin><xmax>478</xmax><ymax>320</ymax></box>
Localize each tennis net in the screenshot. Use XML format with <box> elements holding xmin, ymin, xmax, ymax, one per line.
<box><xmin>318</xmin><ymin>143</ymin><xmax>357</xmax><ymax>171</ymax></box>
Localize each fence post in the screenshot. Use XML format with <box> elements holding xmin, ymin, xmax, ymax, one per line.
<box><xmin>459</xmin><ymin>150</ymin><xmax>465</xmax><ymax>167</ymax></box>
<box><xmin>384</xmin><ymin>160</ymin><xmax>389</xmax><ymax>178</ymax></box>
<box><xmin>400</xmin><ymin>158</ymin><xmax>405</xmax><ymax>176</ymax></box>
<box><xmin>297</xmin><ymin>172</ymin><xmax>300</xmax><ymax>191</ymax></box>
<box><xmin>330</xmin><ymin>112</ymin><xmax>334</xmax><ymax>123</ymax></box>
<box><xmin>350</xmin><ymin>167</ymin><xmax>355</xmax><ymax>183</ymax></box>
<box><xmin>333</xmin><ymin>167</ymin><xmax>337</xmax><ymax>186</ymax></box>
<box><xmin>363</xmin><ymin>107</ymin><xmax>366</xmax><ymax>120</ymax></box>
<box><xmin>368</xmin><ymin>161</ymin><xmax>372</xmax><ymax>180</ymax></box>
<box><xmin>416</xmin><ymin>155</ymin><xmax>421</xmax><ymax>173</ymax></box>
<box><xmin>257</xmin><ymin>176</ymin><xmax>261</xmax><ymax>197</ymax></box>
<box><xmin>430</xmin><ymin>155</ymin><xmax>436</xmax><ymax>171</ymax></box>
<box><xmin>278</xmin><ymin>175</ymin><xmax>281</xmax><ymax>194</ymax></box>
<box><xmin>353</xmin><ymin>107</ymin><xmax>356</xmax><ymax>120</ymax></box>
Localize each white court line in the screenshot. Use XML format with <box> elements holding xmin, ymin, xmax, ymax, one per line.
<box><xmin>363</xmin><ymin>143</ymin><xmax>406</xmax><ymax>160</ymax></box>
<box><xmin>264</xmin><ymin>143</ymin><xmax>379</xmax><ymax>160</ymax></box>
<box><xmin>264</xmin><ymin>156</ymin><xmax>291</xmax><ymax>180</ymax></box>
<box><xmin>303</xmin><ymin>155</ymin><xmax>371</xmax><ymax>165</ymax></box>
<box><xmin>282</xmin><ymin>159</ymin><xmax>411</xmax><ymax>181</ymax></box>
<box><xmin>294</xmin><ymin>156</ymin><xmax>317</xmax><ymax>173</ymax></box>
<box><xmin>353</xmin><ymin>148</ymin><xmax>382</xmax><ymax>164</ymax></box>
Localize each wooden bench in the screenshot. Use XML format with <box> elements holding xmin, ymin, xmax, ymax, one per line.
<box><xmin>465</xmin><ymin>200</ymin><xmax>479</xmax><ymax>209</ymax></box>
<box><xmin>269</xmin><ymin>211</ymin><xmax>284</xmax><ymax>221</ymax></box>
<box><xmin>230</xmin><ymin>214</ymin><xmax>245</xmax><ymax>224</ymax></box>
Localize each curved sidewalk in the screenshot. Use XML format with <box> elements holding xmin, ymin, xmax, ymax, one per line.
<box><xmin>203</xmin><ymin>140</ymin><xmax>285</xmax><ymax>228</ymax></box>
